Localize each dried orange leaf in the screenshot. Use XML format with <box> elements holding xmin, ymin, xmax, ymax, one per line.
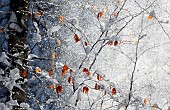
<box><xmin>56</xmin><ymin>85</ymin><xmax>62</xmax><ymax>94</ymax></box>
<box><xmin>52</xmin><ymin>53</ymin><xmax>56</xmax><ymax>59</ymax></box>
<box><xmin>152</xmin><ymin>104</ymin><xmax>155</xmax><ymax>110</ymax></box>
<box><xmin>49</xmin><ymin>83</ymin><xmax>55</xmax><ymax>89</ymax></box>
<box><xmin>144</xmin><ymin>98</ymin><xmax>147</xmax><ymax>105</ymax></box>
<box><xmin>74</xmin><ymin>34</ymin><xmax>80</xmax><ymax>43</ymax></box>
<box><xmin>97</xmin><ymin>74</ymin><xmax>102</xmax><ymax>81</ymax></box>
<box><xmin>97</xmin><ymin>12</ymin><xmax>103</xmax><ymax>19</ymax></box>
<box><xmin>112</xmin><ymin>88</ymin><xmax>116</xmax><ymax>95</ymax></box>
<box><xmin>21</xmin><ymin>70</ymin><xmax>27</xmax><ymax>78</ymax></box>
<box><xmin>59</xmin><ymin>15</ymin><xmax>64</xmax><ymax>23</ymax></box>
<box><xmin>37</xmin><ymin>12</ymin><xmax>41</xmax><ymax>16</ymax></box>
<box><xmin>82</xmin><ymin>86</ymin><xmax>89</xmax><ymax>94</ymax></box>
<box><xmin>62</xmin><ymin>64</ymin><xmax>68</xmax><ymax>77</ymax></box>
<box><xmin>148</xmin><ymin>15</ymin><xmax>153</xmax><ymax>20</ymax></box>
<box><xmin>87</xmin><ymin>71</ymin><xmax>91</xmax><ymax>76</ymax></box>
<box><xmin>114</xmin><ymin>11</ymin><xmax>117</xmax><ymax>17</ymax></box>
<box><xmin>35</xmin><ymin>67</ymin><xmax>41</xmax><ymax>74</ymax></box>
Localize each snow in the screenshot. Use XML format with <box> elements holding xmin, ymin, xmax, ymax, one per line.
<box><xmin>32</xmin><ymin>33</ymin><xmax>41</xmax><ymax>42</ymax></box>
<box><xmin>6</xmin><ymin>99</ymin><xmax>19</xmax><ymax>110</ymax></box>
<box><xmin>85</xmin><ymin>45</ymin><xmax>90</xmax><ymax>54</ymax></box>
<box><xmin>100</xmin><ymin>21</ymin><xmax>105</xmax><ymax>32</ymax></box>
<box><xmin>95</xmin><ymin>69</ymin><xmax>105</xmax><ymax>78</ymax></box>
<box><xmin>77</xmin><ymin>88</ymin><xmax>82</xmax><ymax>101</ymax></box>
<box><xmin>0</xmin><ymin>52</ymin><xmax>9</xmax><ymax>66</ymax></box>
<box><xmin>47</xmin><ymin>25</ymin><xmax>61</xmax><ymax>36</ymax></box>
<box><xmin>10</xmin><ymin>68</ymin><xmax>20</xmax><ymax>80</ymax></box>
<box><xmin>3</xmin><ymin>68</ymin><xmax>20</xmax><ymax>90</ymax></box>
<box><xmin>27</xmin><ymin>54</ymin><xmax>39</xmax><ymax>60</ymax></box>
<box><xmin>0</xmin><ymin>103</ymin><xmax>10</xmax><ymax>110</ymax></box>
<box><xmin>20</xmin><ymin>103</ymin><xmax>32</xmax><ymax>110</ymax></box>
<box><xmin>0</xmin><ymin>69</ymin><xmax>4</xmax><ymax>74</ymax></box>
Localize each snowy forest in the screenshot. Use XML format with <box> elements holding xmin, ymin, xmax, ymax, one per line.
<box><xmin>0</xmin><ymin>0</ymin><xmax>170</xmax><ymax>110</ymax></box>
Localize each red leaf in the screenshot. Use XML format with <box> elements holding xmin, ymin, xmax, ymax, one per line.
<box><xmin>95</xmin><ymin>83</ymin><xmax>100</xmax><ymax>90</ymax></box>
<box><xmin>114</xmin><ymin>41</ymin><xmax>118</xmax><ymax>46</ymax></box>
<box><xmin>74</xmin><ymin>34</ymin><xmax>80</xmax><ymax>43</ymax></box>
<box><xmin>97</xmin><ymin>12</ymin><xmax>103</xmax><ymax>19</ymax></box>
<box><xmin>83</xmin><ymin>68</ymin><xmax>88</xmax><ymax>72</ymax></box>
<box><xmin>82</xmin><ymin>86</ymin><xmax>89</xmax><ymax>94</ymax></box>
<box><xmin>83</xmin><ymin>68</ymin><xmax>91</xmax><ymax>76</ymax></box>
<box><xmin>112</xmin><ymin>88</ymin><xmax>116</xmax><ymax>95</ymax></box>
<box><xmin>21</xmin><ymin>70</ymin><xmax>27</xmax><ymax>78</ymax></box>
<box><xmin>97</xmin><ymin>74</ymin><xmax>102</xmax><ymax>81</ymax></box>
<box><xmin>84</xmin><ymin>41</ymin><xmax>88</xmax><ymax>46</ymax></box>
<box><xmin>62</xmin><ymin>64</ymin><xmax>68</xmax><ymax>77</ymax></box>
<box><xmin>68</xmin><ymin>76</ymin><xmax>72</xmax><ymax>84</ymax></box>
<box><xmin>56</xmin><ymin>85</ymin><xmax>62</xmax><ymax>94</ymax></box>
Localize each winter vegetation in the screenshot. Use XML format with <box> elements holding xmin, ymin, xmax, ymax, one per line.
<box><xmin>0</xmin><ymin>0</ymin><xmax>170</xmax><ymax>110</ymax></box>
